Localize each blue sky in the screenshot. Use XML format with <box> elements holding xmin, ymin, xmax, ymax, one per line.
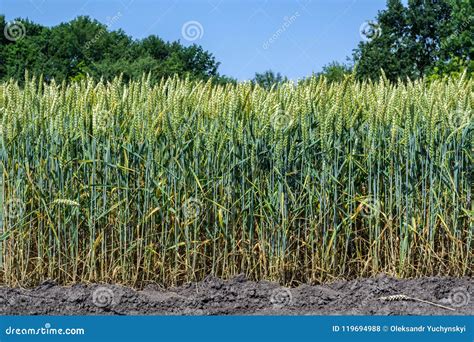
<box><xmin>1</xmin><ymin>0</ymin><xmax>388</xmax><ymax>80</ymax></box>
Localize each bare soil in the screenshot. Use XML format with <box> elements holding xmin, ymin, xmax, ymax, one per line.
<box><xmin>0</xmin><ymin>275</ymin><xmax>472</xmax><ymax>315</ymax></box>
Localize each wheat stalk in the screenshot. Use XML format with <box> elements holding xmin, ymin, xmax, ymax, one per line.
<box><xmin>0</xmin><ymin>73</ymin><xmax>471</xmax><ymax>287</ymax></box>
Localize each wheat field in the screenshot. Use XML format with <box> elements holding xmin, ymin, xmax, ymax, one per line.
<box><xmin>0</xmin><ymin>72</ymin><xmax>472</xmax><ymax>287</ymax></box>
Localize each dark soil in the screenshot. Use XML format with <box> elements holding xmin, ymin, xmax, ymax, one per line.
<box><xmin>0</xmin><ymin>275</ymin><xmax>472</xmax><ymax>315</ymax></box>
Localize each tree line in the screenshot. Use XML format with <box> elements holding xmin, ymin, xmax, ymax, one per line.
<box><xmin>0</xmin><ymin>15</ymin><xmax>228</xmax><ymax>84</ymax></box>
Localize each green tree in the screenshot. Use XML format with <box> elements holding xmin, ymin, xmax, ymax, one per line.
<box><xmin>353</xmin><ymin>0</ymin><xmax>471</xmax><ymax>81</ymax></box>
<box><xmin>0</xmin><ymin>15</ymin><xmax>222</xmax><ymax>83</ymax></box>
<box><xmin>318</xmin><ymin>62</ymin><xmax>352</xmax><ymax>82</ymax></box>
<box><xmin>252</xmin><ymin>70</ymin><xmax>287</xmax><ymax>89</ymax></box>
<box><xmin>1</xmin><ymin>16</ymin><xmax>49</xmax><ymax>81</ymax></box>
<box><xmin>433</xmin><ymin>0</ymin><xmax>474</xmax><ymax>77</ymax></box>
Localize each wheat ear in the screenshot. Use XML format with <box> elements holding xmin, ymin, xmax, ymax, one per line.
<box><xmin>379</xmin><ymin>294</ymin><xmax>455</xmax><ymax>311</ymax></box>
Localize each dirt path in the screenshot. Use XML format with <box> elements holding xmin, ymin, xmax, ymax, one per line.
<box><xmin>0</xmin><ymin>275</ymin><xmax>472</xmax><ymax>315</ymax></box>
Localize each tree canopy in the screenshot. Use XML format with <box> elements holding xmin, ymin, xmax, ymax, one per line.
<box><xmin>317</xmin><ymin>62</ymin><xmax>352</xmax><ymax>83</ymax></box>
<box><xmin>0</xmin><ymin>15</ymin><xmax>223</xmax><ymax>83</ymax></box>
<box><xmin>353</xmin><ymin>0</ymin><xmax>473</xmax><ymax>81</ymax></box>
<box><xmin>252</xmin><ymin>70</ymin><xmax>288</xmax><ymax>89</ymax></box>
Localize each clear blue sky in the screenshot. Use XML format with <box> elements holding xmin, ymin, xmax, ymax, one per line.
<box><xmin>1</xmin><ymin>0</ymin><xmax>388</xmax><ymax>80</ymax></box>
